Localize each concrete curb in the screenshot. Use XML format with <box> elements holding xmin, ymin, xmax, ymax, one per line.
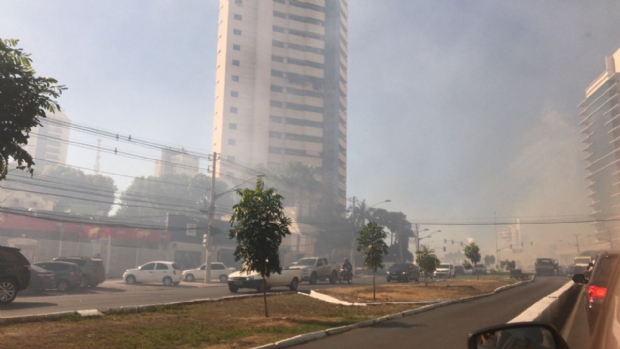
<box><xmin>509</xmin><ymin>279</ymin><xmax>576</xmax><ymax>323</ymax></box>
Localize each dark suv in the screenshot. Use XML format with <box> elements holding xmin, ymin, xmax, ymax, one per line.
<box><xmin>572</xmin><ymin>251</ymin><xmax>619</xmax><ymax>333</ymax></box>
<box><xmin>0</xmin><ymin>246</ymin><xmax>31</xmax><ymax>305</ymax></box>
<box><xmin>53</xmin><ymin>256</ymin><xmax>105</xmax><ymax>287</ymax></box>
<box><xmin>35</xmin><ymin>261</ymin><xmax>82</xmax><ymax>291</ymax></box>
<box><xmin>386</xmin><ymin>263</ymin><xmax>420</xmax><ymax>282</ymax></box>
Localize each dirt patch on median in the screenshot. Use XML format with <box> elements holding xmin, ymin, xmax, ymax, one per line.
<box><xmin>0</xmin><ymin>294</ymin><xmax>418</xmax><ymax>349</ymax></box>
<box><xmin>321</xmin><ymin>277</ymin><xmax>519</xmax><ymax>303</ymax></box>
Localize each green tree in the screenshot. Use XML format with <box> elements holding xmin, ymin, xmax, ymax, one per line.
<box><xmin>464</xmin><ymin>242</ymin><xmax>482</xmax><ymax>279</ymax></box>
<box><xmin>0</xmin><ymin>38</ymin><xmax>66</xmax><ymax>180</ymax></box>
<box><xmin>357</xmin><ymin>222</ymin><xmax>389</xmax><ymax>301</ymax></box>
<box><xmin>483</xmin><ymin>255</ymin><xmax>496</xmax><ymax>267</ymax></box>
<box><xmin>229</xmin><ymin>178</ymin><xmax>291</xmax><ymax>317</ymax></box>
<box><xmin>462</xmin><ymin>260</ymin><xmax>473</xmax><ymax>270</ymax></box>
<box><xmin>415</xmin><ymin>244</ymin><xmax>440</xmax><ymax>286</ymax></box>
<box><xmin>115</xmin><ymin>173</ymin><xmax>231</xmax><ymax>225</ymax></box>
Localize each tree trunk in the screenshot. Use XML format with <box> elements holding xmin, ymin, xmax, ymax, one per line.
<box><xmin>475</xmin><ymin>263</ymin><xmax>479</xmax><ymax>280</ymax></box>
<box><xmin>263</xmin><ymin>277</ymin><xmax>269</xmax><ymax>318</ymax></box>
<box><xmin>373</xmin><ymin>270</ymin><xmax>376</xmax><ymax>301</ymax></box>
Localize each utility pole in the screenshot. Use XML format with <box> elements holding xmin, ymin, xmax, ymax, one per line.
<box><xmin>398</xmin><ymin>219</ymin><xmax>403</xmax><ymax>262</ymax></box>
<box><xmin>573</xmin><ymin>234</ymin><xmax>581</xmax><ymax>255</ymax></box>
<box><xmin>350</xmin><ymin>197</ymin><xmax>356</xmax><ymax>270</ymax></box>
<box><xmin>204</xmin><ymin>152</ymin><xmax>218</xmax><ymax>284</ymax></box>
<box><xmin>415</xmin><ymin>224</ymin><xmax>420</xmax><ymax>253</ymax></box>
<box><xmin>494</xmin><ymin>212</ymin><xmax>498</xmax><ymax>268</ymax></box>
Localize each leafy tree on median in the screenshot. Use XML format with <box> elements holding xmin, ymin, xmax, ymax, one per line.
<box><xmin>416</xmin><ymin>244</ymin><xmax>441</xmax><ymax>286</ymax></box>
<box><xmin>0</xmin><ymin>38</ymin><xmax>66</xmax><ymax>180</ymax></box>
<box><xmin>357</xmin><ymin>222</ymin><xmax>389</xmax><ymax>301</ymax></box>
<box><xmin>464</xmin><ymin>242</ymin><xmax>482</xmax><ymax>279</ymax></box>
<box><xmin>229</xmin><ymin>178</ymin><xmax>291</xmax><ymax>317</ymax></box>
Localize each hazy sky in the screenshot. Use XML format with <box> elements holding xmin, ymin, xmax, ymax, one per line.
<box><xmin>2</xmin><ymin>1</ymin><xmax>619</xmax><ymax>260</ymax></box>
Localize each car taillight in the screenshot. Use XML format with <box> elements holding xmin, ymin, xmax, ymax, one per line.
<box><xmin>587</xmin><ymin>285</ymin><xmax>607</xmax><ymax>304</ymax></box>
<box><xmin>37</xmin><ymin>274</ymin><xmax>50</xmax><ymax>279</ymax></box>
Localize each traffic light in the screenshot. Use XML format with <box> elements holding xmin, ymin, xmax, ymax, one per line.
<box><xmin>443</xmin><ymin>246</ymin><xmax>446</xmax><ymax>252</ymax></box>
<box><xmin>451</xmin><ymin>240</ymin><xmax>454</xmax><ymax>245</ymax></box>
<box><xmin>202</xmin><ymin>234</ymin><xmax>208</xmax><ymax>247</ymax></box>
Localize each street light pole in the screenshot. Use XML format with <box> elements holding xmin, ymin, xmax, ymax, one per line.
<box><xmin>574</xmin><ymin>234</ymin><xmax>581</xmax><ymax>255</ymax></box>
<box><xmin>204</xmin><ymin>152</ymin><xmax>218</xmax><ymax>284</ymax></box>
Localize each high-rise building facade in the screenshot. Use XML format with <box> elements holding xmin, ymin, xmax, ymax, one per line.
<box><xmin>579</xmin><ymin>48</ymin><xmax>620</xmax><ymax>245</ymax></box>
<box><xmin>211</xmin><ymin>0</ymin><xmax>348</xmax><ymax>209</ymax></box>
<box><xmin>25</xmin><ymin>111</ymin><xmax>71</xmax><ymax>171</ymax></box>
<box><xmin>154</xmin><ymin>148</ymin><xmax>200</xmax><ymax>177</ymax></box>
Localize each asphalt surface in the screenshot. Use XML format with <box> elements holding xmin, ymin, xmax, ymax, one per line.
<box><xmin>295</xmin><ymin>276</ymin><xmax>569</xmax><ymax>349</ymax></box>
<box><xmin>0</xmin><ymin>275</ymin><xmax>387</xmax><ymax>318</ymax></box>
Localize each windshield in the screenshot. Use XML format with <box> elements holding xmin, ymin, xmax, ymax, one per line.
<box><xmin>296</xmin><ymin>259</ymin><xmax>317</xmax><ymax>266</ymax></box>
<box><xmin>575</xmin><ymin>257</ymin><xmax>591</xmax><ymax>264</ymax></box>
<box><xmin>1</xmin><ymin>2</ymin><xmax>618</xmax><ymax>347</ymax></box>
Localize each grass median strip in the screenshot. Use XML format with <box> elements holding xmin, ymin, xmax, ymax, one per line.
<box><xmin>0</xmin><ymin>294</ymin><xmax>418</xmax><ymax>349</ymax></box>
<box><xmin>321</xmin><ymin>276</ymin><xmax>519</xmax><ymax>303</ymax></box>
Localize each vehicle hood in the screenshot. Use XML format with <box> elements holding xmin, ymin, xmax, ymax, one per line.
<box><xmin>287</xmin><ymin>265</ymin><xmax>312</xmax><ymax>270</ymax></box>
<box><xmin>124</xmin><ymin>268</ymin><xmax>140</xmax><ymax>273</ymax></box>
<box><xmin>229</xmin><ymin>270</ymin><xmax>261</xmax><ymax>278</ymax></box>
<box><xmin>435</xmin><ymin>268</ymin><xmax>450</xmax><ymax>272</ymax></box>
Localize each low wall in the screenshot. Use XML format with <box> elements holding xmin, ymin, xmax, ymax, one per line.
<box><xmin>509</xmin><ymin>280</ymin><xmax>577</xmax><ymax>323</ymax></box>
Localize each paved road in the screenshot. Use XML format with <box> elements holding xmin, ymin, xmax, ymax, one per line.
<box><xmin>0</xmin><ymin>276</ymin><xmax>387</xmax><ymax>318</ymax></box>
<box><xmin>564</xmin><ymin>286</ymin><xmax>591</xmax><ymax>348</ymax></box>
<box><xmin>295</xmin><ymin>276</ymin><xmax>568</xmax><ymax>349</ymax></box>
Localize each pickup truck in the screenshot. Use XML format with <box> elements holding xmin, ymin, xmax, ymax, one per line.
<box><xmin>227</xmin><ymin>268</ymin><xmax>302</xmax><ymax>293</ymax></box>
<box><xmin>573</xmin><ymin>256</ymin><xmax>592</xmax><ymax>274</ymax></box>
<box><xmin>535</xmin><ymin>258</ymin><xmax>559</xmax><ymax>276</ymax></box>
<box><xmin>287</xmin><ymin>257</ymin><xmax>339</xmax><ymax>284</ymax></box>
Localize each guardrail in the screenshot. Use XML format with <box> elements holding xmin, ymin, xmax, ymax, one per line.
<box><xmin>508</xmin><ymin>280</ymin><xmax>577</xmax><ymax>323</ymax></box>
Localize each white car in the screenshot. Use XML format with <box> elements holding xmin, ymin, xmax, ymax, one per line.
<box><xmin>434</xmin><ymin>263</ymin><xmax>455</xmax><ymax>278</ymax></box>
<box><xmin>182</xmin><ymin>262</ymin><xmax>236</xmax><ymax>283</ymax></box>
<box><xmin>227</xmin><ymin>268</ymin><xmax>302</xmax><ymax>293</ymax></box>
<box><xmin>123</xmin><ymin>261</ymin><xmax>182</xmax><ymax>286</ymax></box>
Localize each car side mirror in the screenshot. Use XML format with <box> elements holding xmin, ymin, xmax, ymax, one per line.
<box><xmin>468</xmin><ymin>322</ymin><xmax>569</xmax><ymax>349</ymax></box>
<box><xmin>572</xmin><ymin>273</ymin><xmax>587</xmax><ymax>284</ymax></box>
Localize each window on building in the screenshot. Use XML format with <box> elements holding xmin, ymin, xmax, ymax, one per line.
<box><xmin>273</xmin><ymin>0</ymin><xmax>285</xmax><ymax>4</ymax></box>
<box><xmin>284</xmin><ymin>133</ymin><xmax>323</xmax><ymax>143</ymax></box>
<box><xmin>233</xmin><ymin>14</ymin><xmax>242</xmax><ymax>20</ymax></box>
<box><xmin>270</xmin><ymin>85</ymin><xmax>283</xmax><ymax>93</ymax></box>
<box><xmin>228</xmin><ymin>156</ymin><xmax>236</xmax><ymax>162</ymax></box>
<box><xmin>289</xmin><ymin>0</ymin><xmax>325</xmax><ymax>12</ymax></box>
<box><xmin>273</xmin><ymin>11</ymin><xmax>287</xmax><ymax>19</ymax></box>
<box><xmin>286</xmin><ymin>87</ymin><xmax>323</xmax><ymax>98</ymax></box>
<box><xmin>230</xmin><ymin>106</ymin><xmax>238</xmax><ymax>113</ymax></box>
<box><xmin>270</xmin><ymin>115</ymin><xmax>283</xmax><ymax>123</ymax></box>
<box><xmin>270</xmin><ymin>100</ymin><xmax>283</xmax><ymax>108</ymax></box>
<box><xmin>271</xmin><ymin>70</ymin><xmax>284</xmax><ymax>78</ymax></box>
<box><xmin>233</xmin><ymin>29</ymin><xmax>242</xmax><ymax>35</ymax></box>
<box><xmin>232</xmin><ymin>60</ymin><xmax>240</xmax><ymax>66</ymax></box>
<box><xmin>229</xmin><ymin>123</ymin><xmax>237</xmax><ymax>129</ymax></box>
<box><xmin>288</xmin><ymin>13</ymin><xmax>323</xmax><ymax>26</ymax></box>
<box><xmin>286</xmin><ymin>102</ymin><xmax>324</xmax><ymax>113</ymax></box>
<box><xmin>269</xmin><ymin>146</ymin><xmax>282</xmax><ymax>154</ymax></box>
<box><xmin>288</xmin><ymin>57</ymin><xmax>324</xmax><ymax>69</ymax></box>
<box><xmin>273</xmin><ymin>25</ymin><xmax>286</xmax><ymax>33</ymax></box>
<box><xmin>288</xmin><ymin>42</ymin><xmax>324</xmax><ymax>55</ymax></box>
<box><xmin>271</xmin><ymin>55</ymin><xmax>284</xmax><ymax>63</ymax></box>
<box><xmin>228</xmin><ymin>139</ymin><xmax>236</xmax><ymax>145</ymax></box>
<box><xmin>231</xmin><ymin>75</ymin><xmax>240</xmax><ymax>82</ymax></box>
<box><xmin>233</xmin><ymin>44</ymin><xmax>240</xmax><ymax>50</ymax></box>
<box><xmin>231</xmin><ymin>91</ymin><xmax>239</xmax><ymax>97</ymax></box>
<box><xmin>269</xmin><ymin>131</ymin><xmax>283</xmax><ymax>138</ymax></box>
<box><xmin>288</xmin><ymin>29</ymin><xmax>324</xmax><ymax>40</ymax></box>
<box><xmin>272</xmin><ymin>40</ymin><xmax>285</xmax><ymax>48</ymax></box>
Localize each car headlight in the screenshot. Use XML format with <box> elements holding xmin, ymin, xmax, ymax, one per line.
<box><xmin>302</xmin><ymin>268</ymin><xmax>309</xmax><ymax>273</ymax></box>
<box><xmin>402</xmin><ymin>272</ymin><xmax>406</xmax><ymax>274</ymax></box>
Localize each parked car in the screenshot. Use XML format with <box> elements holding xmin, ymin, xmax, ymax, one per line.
<box><xmin>455</xmin><ymin>265</ymin><xmax>465</xmax><ymax>276</ymax></box>
<box><xmin>227</xmin><ymin>268</ymin><xmax>302</xmax><ymax>293</ymax></box>
<box><xmin>123</xmin><ymin>261</ymin><xmax>182</xmax><ymax>286</ymax></box>
<box><xmin>182</xmin><ymin>262</ymin><xmax>235</xmax><ymax>283</ymax></box>
<box><xmin>572</xmin><ymin>251</ymin><xmax>619</xmax><ymax>333</ymax></box>
<box><xmin>0</xmin><ymin>245</ymin><xmax>31</xmax><ymax>305</ymax></box>
<box><xmin>434</xmin><ymin>263</ymin><xmax>455</xmax><ymax>278</ymax></box>
<box><xmin>473</xmin><ymin>264</ymin><xmax>487</xmax><ymax>275</ymax></box>
<box><xmin>27</xmin><ymin>265</ymin><xmax>55</xmax><ymax>294</ymax></box>
<box><xmin>386</xmin><ymin>263</ymin><xmax>420</xmax><ymax>282</ymax></box>
<box><xmin>287</xmin><ymin>257</ymin><xmax>339</xmax><ymax>284</ymax></box>
<box><xmin>34</xmin><ymin>261</ymin><xmax>82</xmax><ymax>292</ymax></box>
<box><xmin>53</xmin><ymin>256</ymin><xmax>105</xmax><ymax>287</ymax></box>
